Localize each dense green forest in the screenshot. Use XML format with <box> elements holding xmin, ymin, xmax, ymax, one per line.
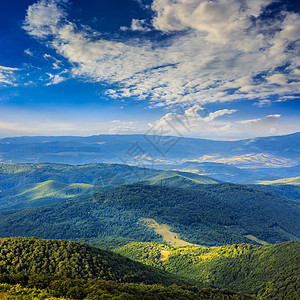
<box><xmin>0</xmin><ymin>183</ymin><xmax>298</xmax><ymax>246</ymax></box>
<box><xmin>0</xmin><ymin>275</ymin><xmax>252</xmax><ymax>300</ymax></box>
<box><xmin>0</xmin><ymin>237</ymin><xmax>252</xmax><ymax>300</ymax></box>
<box><xmin>0</xmin><ymin>237</ymin><xmax>298</xmax><ymax>299</ymax></box>
<box><xmin>114</xmin><ymin>241</ymin><xmax>300</xmax><ymax>299</ymax></box>
<box><xmin>252</xmin><ymin>184</ymin><xmax>300</xmax><ymax>202</ymax></box>
<box><xmin>0</xmin><ymin>237</ymin><xmax>182</xmax><ymax>285</ymax></box>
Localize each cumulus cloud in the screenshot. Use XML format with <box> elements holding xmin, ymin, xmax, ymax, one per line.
<box><xmin>151</xmin><ymin>0</ymin><xmax>272</xmax><ymax>46</ymax></box>
<box><xmin>150</xmin><ymin>106</ymin><xmax>282</xmax><ymax>139</ymax></box>
<box><xmin>22</xmin><ymin>0</ymin><xmax>300</xmax><ymax>108</ymax></box>
<box><xmin>23</xmin><ymin>0</ymin><xmax>67</xmax><ymax>38</ymax></box>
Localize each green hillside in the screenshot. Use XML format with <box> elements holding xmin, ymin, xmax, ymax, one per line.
<box><xmin>0</xmin><ymin>163</ymin><xmax>157</xmax><ymax>190</ymax></box>
<box><xmin>0</xmin><ymin>237</ymin><xmax>181</xmax><ymax>285</ymax></box>
<box><xmin>0</xmin><ymin>180</ymin><xmax>97</xmax><ymax>211</ymax></box>
<box><xmin>101</xmin><ymin>183</ymin><xmax>300</xmax><ymax>245</ymax></box>
<box><xmin>0</xmin><ymin>163</ymin><xmax>219</xmax><ymax>211</ymax></box>
<box><xmin>0</xmin><ymin>183</ymin><xmax>299</xmax><ymax>246</ymax></box>
<box><xmin>0</xmin><ymin>237</ymin><xmax>251</xmax><ymax>300</ymax></box>
<box><xmin>251</xmin><ymin>184</ymin><xmax>300</xmax><ymax>202</ymax></box>
<box><xmin>114</xmin><ymin>241</ymin><xmax>300</xmax><ymax>299</ymax></box>
<box><xmin>256</xmin><ymin>176</ymin><xmax>300</xmax><ymax>185</ymax></box>
<box><xmin>143</xmin><ymin>170</ymin><xmax>219</xmax><ymax>188</ymax></box>
<box><xmin>0</xmin><ymin>280</ymin><xmax>252</xmax><ymax>300</ymax></box>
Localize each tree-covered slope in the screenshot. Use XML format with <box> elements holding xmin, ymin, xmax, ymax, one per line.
<box><xmin>0</xmin><ymin>237</ymin><xmax>252</xmax><ymax>299</ymax></box>
<box><xmin>0</xmin><ymin>183</ymin><xmax>299</xmax><ymax>246</ymax></box>
<box><xmin>0</xmin><ymin>163</ymin><xmax>219</xmax><ymax>211</ymax></box>
<box><xmin>0</xmin><ymin>275</ymin><xmax>251</xmax><ymax>300</ymax></box>
<box><xmin>143</xmin><ymin>170</ymin><xmax>220</xmax><ymax>188</ymax></box>
<box><xmin>251</xmin><ymin>184</ymin><xmax>300</xmax><ymax>203</ymax></box>
<box><xmin>0</xmin><ymin>163</ymin><xmax>157</xmax><ymax>191</ymax></box>
<box><xmin>101</xmin><ymin>183</ymin><xmax>300</xmax><ymax>244</ymax></box>
<box><xmin>0</xmin><ymin>237</ymin><xmax>181</xmax><ymax>285</ymax></box>
<box><xmin>0</xmin><ymin>180</ymin><xmax>97</xmax><ymax>211</ymax></box>
<box><xmin>114</xmin><ymin>241</ymin><xmax>300</xmax><ymax>299</ymax></box>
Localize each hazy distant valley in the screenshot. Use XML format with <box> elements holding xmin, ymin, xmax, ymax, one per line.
<box><xmin>1</xmin><ymin>132</ymin><xmax>299</xmax><ymax>183</ymax></box>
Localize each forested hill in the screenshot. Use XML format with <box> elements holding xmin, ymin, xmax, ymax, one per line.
<box><xmin>114</xmin><ymin>241</ymin><xmax>300</xmax><ymax>299</ymax></box>
<box><xmin>0</xmin><ymin>237</ymin><xmax>181</xmax><ymax>285</ymax></box>
<box><xmin>0</xmin><ymin>183</ymin><xmax>299</xmax><ymax>246</ymax></box>
<box><xmin>0</xmin><ymin>237</ymin><xmax>252</xmax><ymax>300</ymax></box>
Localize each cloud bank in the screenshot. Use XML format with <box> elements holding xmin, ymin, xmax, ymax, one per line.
<box><xmin>151</xmin><ymin>105</ymin><xmax>282</xmax><ymax>139</ymax></box>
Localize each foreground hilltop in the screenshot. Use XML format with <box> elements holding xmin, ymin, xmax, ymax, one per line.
<box><xmin>0</xmin><ymin>237</ymin><xmax>179</xmax><ymax>285</ymax></box>
<box><xmin>0</xmin><ymin>237</ymin><xmax>251</xmax><ymax>300</ymax></box>
<box><xmin>115</xmin><ymin>241</ymin><xmax>300</xmax><ymax>299</ymax></box>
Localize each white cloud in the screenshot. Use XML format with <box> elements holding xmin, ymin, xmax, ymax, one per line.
<box><xmin>46</xmin><ymin>73</ymin><xmax>66</xmax><ymax>85</ymax></box>
<box><xmin>121</xmin><ymin>19</ymin><xmax>151</xmax><ymax>31</ymax></box>
<box><xmin>23</xmin><ymin>0</ymin><xmax>300</xmax><ymax>108</ymax></box>
<box><xmin>254</xmin><ymin>99</ymin><xmax>272</xmax><ymax>107</ymax></box>
<box><xmin>24</xmin><ymin>49</ymin><xmax>34</xmax><ymax>56</ymax></box>
<box><xmin>149</xmin><ymin>106</ymin><xmax>283</xmax><ymax>139</ymax></box>
<box><xmin>237</xmin><ymin>114</ymin><xmax>281</xmax><ymax>125</ymax></box>
<box><xmin>23</xmin><ymin>0</ymin><xmax>67</xmax><ymax>38</ymax></box>
<box><xmin>151</xmin><ymin>0</ymin><xmax>272</xmax><ymax>47</ymax></box>
<box><xmin>131</xmin><ymin>19</ymin><xmax>150</xmax><ymax>31</ymax></box>
<box><xmin>0</xmin><ymin>66</ymin><xmax>19</xmax><ymax>85</ymax></box>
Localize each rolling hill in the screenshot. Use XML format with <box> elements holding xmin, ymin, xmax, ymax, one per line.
<box><xmin>114</xmin><ymin>241</ymin><xmax>300</xmax><ymax>299</ymax></box>
<box><xmin>0</xmin><ymin>163</ymin><xmax>219</xmax><ymax>211</ymax></box>
<box><xmin>251</xmin><ymin>184</ymin><xmax>300</xmax><ymax>203</ymax></box>
<box><xmin>142</xmin><ymin>170</ymin><xmax>220</xmax><ymax>188</ymax></box>
<box><xmin>0</xmin><ymin>180</ymin><xmax>97</xmax><ymax>211</ymax></box>
<box><xmin>0</xmin><ymin>237</ymin><xmax>180</xmax><ymax>285</ymax></box>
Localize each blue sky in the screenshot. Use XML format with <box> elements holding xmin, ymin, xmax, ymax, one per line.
<box><xmin>0</xmin><ymin>0</ymin><xmax>299</xmax><ymax>140</ymax></box>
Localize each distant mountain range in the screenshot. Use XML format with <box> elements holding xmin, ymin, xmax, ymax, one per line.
<box><xmin>0</xmin><ymin>132</ymin><xmax>299</xmax><ymax>183</ymax></box>
<box><xmin>0</xmin><ymin>132</ymin><xmax>296</xmax><ymax>165</ymax></box>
